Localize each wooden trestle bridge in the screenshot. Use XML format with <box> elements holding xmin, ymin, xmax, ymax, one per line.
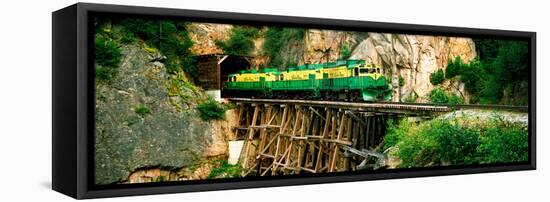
<box><xmin>229</xmin><ymin>98</ymin><xmax>451</xmax><ymax>176</ymax></box>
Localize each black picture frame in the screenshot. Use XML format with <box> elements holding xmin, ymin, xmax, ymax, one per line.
<box><xmin>52</xmin><ymin>2</ymin><xmax>536</xmax><ymax>199</ymax></box>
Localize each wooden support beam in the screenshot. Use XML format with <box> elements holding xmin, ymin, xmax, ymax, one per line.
<box><xmin>309</xmin><ymin>107</ymin><xmax>326</xmax><ymax>121</ymax></box>
<box><xmin>345</xmin><ymin>110</ymin><xmax>367</xmax><ymax>126</ymax></box>
<box><xmin>329</xmin><ymin>114</ymin><xmax>346</xmax><ymax>172</ymax></box>
<box><xmin>242</xmin><ymin>105</ymin><xmax>260</xmax><ymax>169</ymax></box>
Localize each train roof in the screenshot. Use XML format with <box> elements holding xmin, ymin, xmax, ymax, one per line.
<box><xmin>286</xmin><ymin>60</ymin><xmax>376</xmax><ymax>72</ymax></box>
<box><xmin>286</xmin><ymin>60</ymin><xmax>367</xmax><ymax>72</ymax></box>
<box><xmin>230</xmin><ymin>60</ymin><xmax>375</xmax><ymax>76</ymax></box>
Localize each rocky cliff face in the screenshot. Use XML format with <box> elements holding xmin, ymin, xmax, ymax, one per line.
<box><xmin>188</xmin><ymin>24</ymin><xmax>476</xmax><ymax>102</ymax></box>
<box><xmin>95</xmin><ymin>43</ymin><xmax>235</xmax><ymax>184</ymax></box>
<box><xmin>188</xmin><ymin>23</ymin><xmax>232</xmax><ymax>55</ymax></box>
<box><xmin>350</xmin><ymin>34</ymin><xmax>476</xmax><ymax>102</ymax></box>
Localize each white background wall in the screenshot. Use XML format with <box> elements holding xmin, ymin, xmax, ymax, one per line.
<box><xmin>0</xmin><ymin>0</ymin><xmax>547</xmax><ymax>201</ymax></box>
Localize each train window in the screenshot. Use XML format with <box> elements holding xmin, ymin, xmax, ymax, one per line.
<box><xmin>354</xmin><ymin>68</ymin><xmax>359</xmax><ymax>76</ymax></box>
<box><xmin>280</xmin><ymin>74</ymin><xmax>284</xmax><ymax>81</ymax></box>
<box><xmin>359</xmin><ymin>68</ymin><xmax>368</xmax><ymax>73</ymax></box>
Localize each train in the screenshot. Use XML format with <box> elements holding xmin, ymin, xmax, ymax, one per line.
<box><xmin>223</xmin><ymin>60</ymin><xmax>392</xmax><ymax>101</ymax></box>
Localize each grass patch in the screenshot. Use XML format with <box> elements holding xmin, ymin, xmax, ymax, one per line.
<box><xmin>134</xmin><ymin>105</ymin><xmax>151</xmax><ymax>117</ymax></box>
<box><xmin>207</xmin><ymin>160</ymin><xmax>242</xmax><ymax>179</ymax></box>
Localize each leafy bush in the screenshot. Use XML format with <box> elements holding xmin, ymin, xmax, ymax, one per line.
<box><xmin>120</xmin><ymin>18</ymin><xmax>161</xmax><ymax>46</ymax></box>
<box><xmin>215</xmin><ymin>26</ymin><xmax>260</xmax><ymax>56</ymax></box>
<box><xmin>477</xmin><ymin>123</ymin><xmax>528</xmax><ymax>163</ymax></box>
<box><xmin>429</xmin><ymin>120</ymin><xmax>479</xmax><ymax>165</ymax></box>
<box><xmin>428</xmin><ymin>87</ymin><xmax>465</xmax><ymax>104</ymax></box>
<box><xmin>197</xmin><ymin>99</ymin><xmax>227</xmax><ymax>121</ymax></box>
<box><xmin>262</xmin><ymin>27</ymin><xmax>305</xmax><ymax>68</ymax></box>
<box><xmin>448</xmin><ymin>95</ymin><xmax>465</xmax><ymax>105</ymax></box>
<box><xmin>403</xmin><ymin>92</ymin><xmax>418</xmax><ymax>103</ymax></box>
<box><xmin>459</xmin><ymin>60</ymin><xmax>485</xmax><ymax>96</ymax></box>
<box><xmin>119</xmin><ymin>19</ymin><xmax>196</xmax><ymax>75</ymax></box>
<box><xmin>384</xmin><ymin>117</ymin><xmax>528</xmax><ymax>168</ymax></box>
<box><xmin>447</xmin><ymin>39</ymin><xmax>529</xmax><ymax>105</ymax></box>
<box><xmin>339</xmin><ymin>43</ymin><xmax>351</xmax><ymax>60</ymax></box>
<box><xmin>429</xmin><ymin>69</ymin><xmax>445</xmax><ymax>85</ymax></box>
<box><xmin>94</xmin><ymin>34</ymin><xmax>122</xmax><ymax>82</ymax></box>
<box><xmin>95</xmin><ymin>35</ymin><xmax>122</xmax><ymax>68</ymax></box>
<box><xmin>445</xmin><ymin>56</ymin><xmax>462</xmax><ymax>78</ymax></box>
<box><xmin>119</xmin><ymin>29</ymin><xmax>137</xmax><ymax>44</ymax></box>
<box><xmin>95</xmin><ymin>66</ymin><xmax>113</xmax><ymax>82</ymax></box>
<box><xmin>428</xmin><ymin>87</ymin><xmax>449</xmax><ymax>104</ymax></box>
<box><xmin>398</xmin><ymin>76</ymin><xmax>405</xmax><ymax>87</ymax></box>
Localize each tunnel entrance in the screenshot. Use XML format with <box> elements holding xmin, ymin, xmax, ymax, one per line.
<box><xmin>195</xmin><ymin>54</ymin><xmax>251</xmax><ymax>100</ymax></box>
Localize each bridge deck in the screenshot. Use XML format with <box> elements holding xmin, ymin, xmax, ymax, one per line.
<box><xmin>228</xmin><ymin>98</ymin><xmax>529</xmax><ymax>113</ymax></box>
<box><xmin>229</xmin><ymin>98</ymin><xmax>451</xmax><ymax>114</ymax></box>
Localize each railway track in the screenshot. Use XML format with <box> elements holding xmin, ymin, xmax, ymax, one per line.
<box><xmin>227</xmin><ymin>98</ymin><xmax>528</xmax><ymax>113</ymax></box>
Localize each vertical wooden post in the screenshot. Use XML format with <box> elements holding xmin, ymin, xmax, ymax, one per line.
<box><xmin>242</xmin><ymin>104</ymin><xmax>260</xmax><ymax>170</ymax></box>
<box><xmin>315</xmin><ymin>109</ymin><xmax>331</xmax><ymax>171</ymax></box>
<box><xmin>329</xmin><ymin>112</ymin><xmax>346</xmax><ymax>172</ymax></box>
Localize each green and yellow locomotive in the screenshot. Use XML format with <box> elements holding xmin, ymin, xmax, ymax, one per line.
<box><xmin>223</xmin><ymin>60</ymin><xmax>392</xmax><ymax>101</ymax></box>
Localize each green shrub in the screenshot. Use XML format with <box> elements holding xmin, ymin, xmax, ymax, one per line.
<box><xmin>95</xmin><ymin>35</ymin><xmax>122</xmax><ymax>68</ymax></box>
<box><xmin>445</xmin><ymin>57</ymin><xmax>462</xmax><ymax>78</ymax></box>
<box><xmin>428</xmin><ymin>120</ymin><xmax>479</xmax><ymax>165</ymax></box>
<box><xmin>403</xmin><ymin>92</ymin><xmax>418</xmax><ymax>103</ymax></box>
<box><xmin>477</xmin><ymin>122</ymin><xmax>528</xmax><ymax>163</ymax></box>
<box><xmin>460</xmin><ymin>60</ymin><xmax>485</xmax><ymax>96</ymax></box>
<box><xmin>119</xmin><ymin>19</ymin><xmax>196</xmax><ymax>75</ymax></box>
<box><xmin>134</xmin><ymin>105</ymin><xmax>151</xmax><ymax>117</ymax></box>
<box><xmin>387</xmin><ymin>119</ymin><xmax>480</xmax><ymax>167</ymax></box>
<box><xmin>119</xmin><ymin>29</ymin><xmax>137</xmax><ymax>44</ymax></box>
<box><xmin>383</xmin><ymin>118</ymin><xmax>408</xmax><ymax>150</ymax></box>
<box><xmin>197</xmin><ymin>99</ymin><xmax>227</xmax><ymax>121</ymax></box>
<box><xmin>120</xmin><ymin>18</ymin><xmax>161</xmax><ymax>46</ymax></box>
<box><xmin>428</xmin><ymin>87</ymin><xmax>449</xmax><ymax>104</ymax></box>
<box><xmin>95</xmin><ymin>66</ymin><xmax>113</xmax><ymax>82</ymax></box>
<box><xmin>215</xmin><ymin>26</ymin><xmax>260</xmax><ymax>56</ymax></box>
<box><xmin>448</xmin><ymin>94</ymin><xmax>465</xmax><ymax>105</ymax></box>
<box><xmin>398</xmin><ymin>76</ymin><xmax>405</xmax><ymax>87</ymax></box>
<box><xmin>429</xmin><ymin>69</ymin><xmax>445</xmax><ymax>85</ymax></box>
<box><xmin>263</xmin><ymin>27</ymin><xmax>305</xmax><ymax>68</ymax></box>
<box><xmin>339</xmin><ymin>43</ymin><xmax>351</xmax><ymax>60</ymax></box>
<box><xmin>384</xmin><ymin>117</ymin><xmax>528</xmax><ymax>168</ymax></box>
